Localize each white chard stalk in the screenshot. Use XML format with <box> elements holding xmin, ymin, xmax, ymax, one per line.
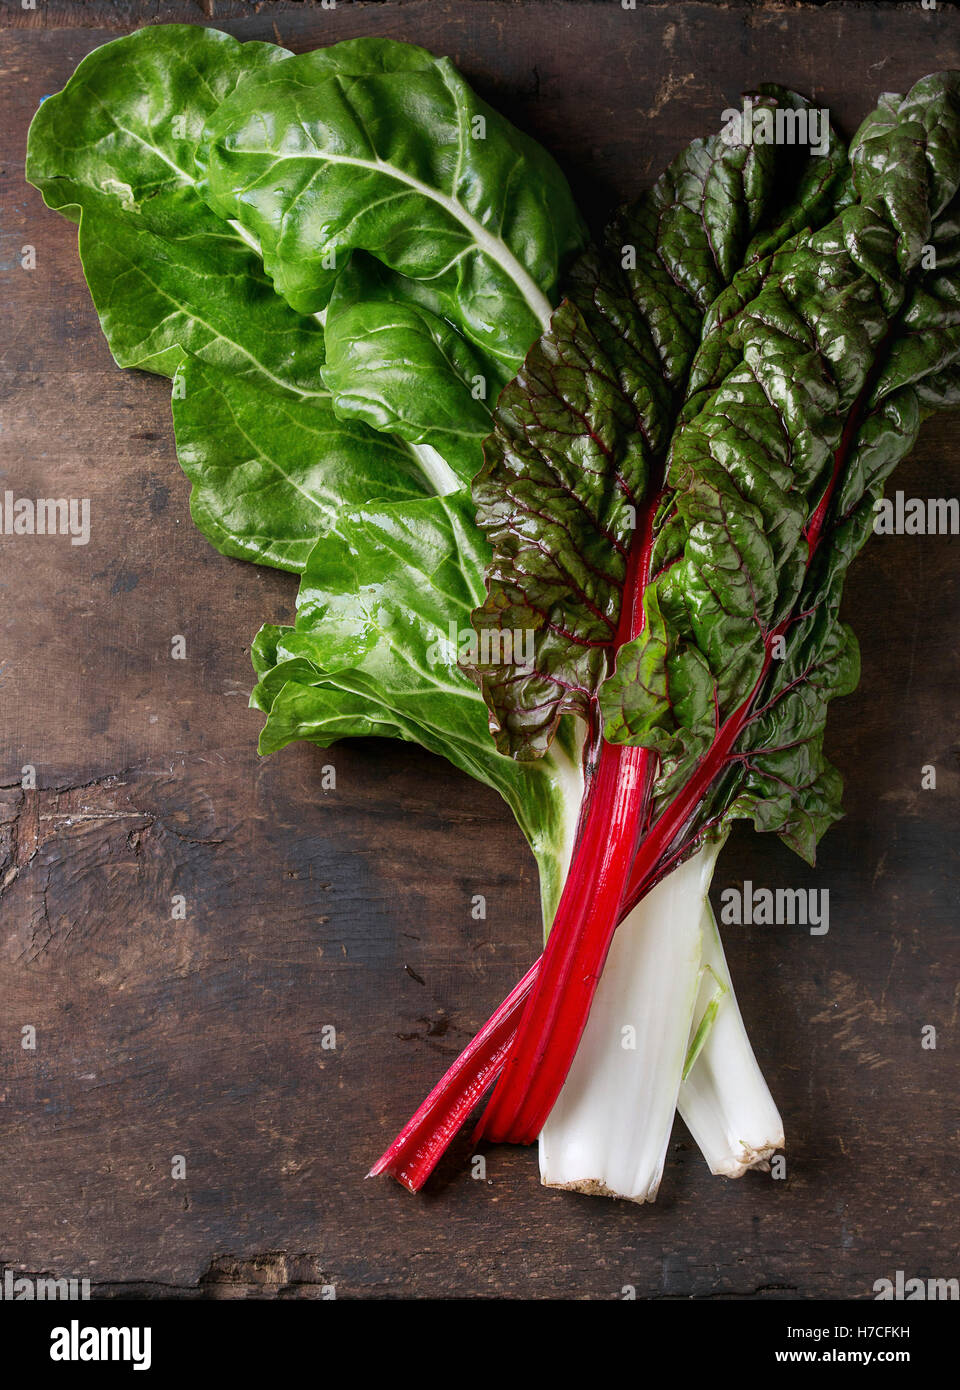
<box><xmin>538</xmin><ymin>840</ymin><xmax>783</xmax><ymax>1201</ymax></box>
<box><xmin>678</xmin><ymin>901</ymin><xmax>784</xmax><ymax>1178</ymax></box>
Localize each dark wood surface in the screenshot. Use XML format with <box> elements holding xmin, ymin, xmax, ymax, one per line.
<box><xmin>1</xmin><ymin>0</ymin><xmax>957</xmax><ymax>1300</ymax></box>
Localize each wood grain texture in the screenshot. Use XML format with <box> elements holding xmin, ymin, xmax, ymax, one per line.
<box><xmin>0</xmin><ymin>0</ymin><xmax>957</xmax><ymax>1299</ymax></box>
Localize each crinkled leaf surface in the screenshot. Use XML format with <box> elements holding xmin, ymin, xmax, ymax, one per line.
<box><xmin>601</xmin><ymin>72</ymin><xmax>960</xmax><ymax>861</ymax></box>
<box><xmin>469</xmin><ymin>93</ymin><xmax>847</xmax><ymax>759</ymax></box>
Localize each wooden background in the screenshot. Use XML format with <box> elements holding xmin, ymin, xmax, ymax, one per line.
<box><xmin>1</xmin><ymin>0</ymin><xmax>957</xmax><ymax>1300</ymax></box>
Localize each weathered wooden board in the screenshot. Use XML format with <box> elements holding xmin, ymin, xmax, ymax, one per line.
<box><xmin>0</xmin><ymin>0</ymin><xmax>957</xmax><ymax>1299</ymax></box>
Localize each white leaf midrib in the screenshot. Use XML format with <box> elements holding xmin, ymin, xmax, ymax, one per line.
<box><xmin>234</xmin><ymin>146</ymin><xmax>554</xmax><ymax>332</ymax></box>
<box><xmin>85</xmin><ymin>111</ymin><xmax>491</xmax><ymax>498</ymax></box>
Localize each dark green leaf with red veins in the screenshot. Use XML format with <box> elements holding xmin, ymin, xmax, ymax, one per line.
<box><xmin>850</xmin><ymin>73</ymin><xmax>960</xmax><ymax>270</ymax></box>
<box><xmin>602</xmin><ymin>71</ymin><xmax>960</xmax><ymax>864</ymax></box>
<box><xmin>743</xmin><ymin>90</ymin><xmax>851</xmax><ymax>257</ymax></box>
<box><xmin>722</xmin><ymin>584</ymin><xmax>860</xmax><ymax>861</ymax></box>
<box><xmin>680</xmin><ymin>107</ymin><xmax>849</xmax><ymax>428</ymax></box>
<box><xmin>469</xmin><ymin>91</ymin><xmax>849</xmax><ymax>761</ymax></box>
<box><xmin>468</xmin><ymin>284</ymin><xmax>652</xmax><ymax>760</ymax></box>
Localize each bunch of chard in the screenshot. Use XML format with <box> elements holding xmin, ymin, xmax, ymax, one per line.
<box><xmin>28</xmin><ymin>26</ymin><xmax>960</xmax><ymax>1201</ymax></box>
<box><xmin>372</xmin><ymin>71</ymin><xmax>960</xmax><ymax>1198</ymax></box>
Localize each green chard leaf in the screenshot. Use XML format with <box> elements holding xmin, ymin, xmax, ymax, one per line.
<box><xmin>24</xmin><ymin>25</ymin><xmax>315</xmax><ymax>388</ymax></box>
<box><xmin>25</xmin><ymin>27</ymin><xmax>483</xmax><ymax>572</ymax></box>
<box><xmin>250</xmin><ymin>493</ymin><xmax>584</xmax><ymax>924</ymax></box>
<box><xmin>196</xmin><ymin>37</ymin><xmax>587</xmax><ymax>374</ymax></box>
<box><xmin>321</xmin><ymin>256</ymin><xmax>504</xmax><ymax>486</ymax></box>
<box><xmin>600</xmin><ymin>72</ymin><xmax>960</xmax><ymax>862</ymax></box>
<box><xmin>27</xmin><ymin>26</ymin><xmax>592</xmax><ymax>922</ymax></box>
<box><xmin>170</xmin><ymin>354</ymin><xmax>443</xmax><ymax>572</ymax></box>
<box><xmin>721</xmin><ymin>581</ymin><xmax>861</xmax><ymax>860</ymax></box>
<box><xmin>469</xmin><ymin>92</ymin><xmax>848</xmax><ymax>758</ymax></box>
